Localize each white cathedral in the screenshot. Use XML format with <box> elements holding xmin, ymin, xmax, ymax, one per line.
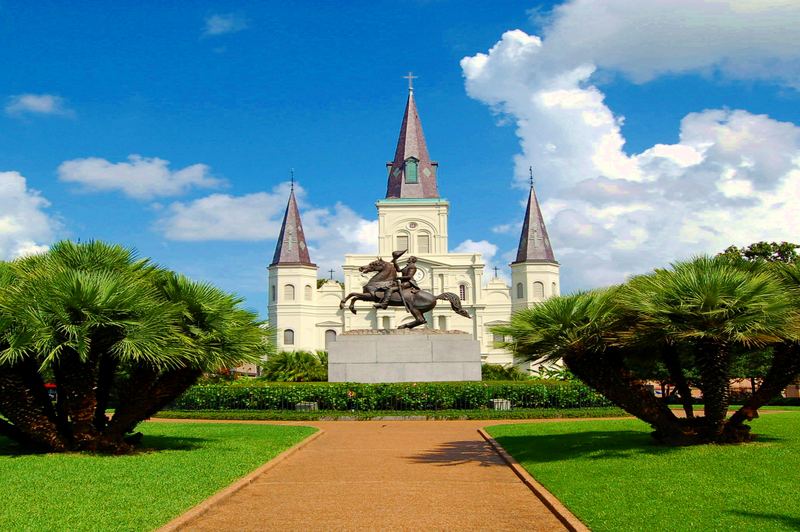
<box><xmin>268</xmin><ymin>86</ymin><xmax>559</xmax><ymax>365</ymax></box>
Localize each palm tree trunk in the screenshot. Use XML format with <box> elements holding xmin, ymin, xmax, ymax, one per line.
<box><xmin>662</xmin><ymin>347</ymin><xmax>694</xmax><ymax>418</ymax></box>
<box><xmin>727</xmin><ymin>342</ymin><xmax>800</xmax><ymax>431</ymax></box>
<box><xmin>93</xmin><ymin>355</ymin><xmax>118</xmax><ymax>431</ymax></box>
<box><xmin>695</xmin><ymin>341</ymin><xmax>731</xmax><ymax>438</ymax></box>
<box><xmin>54</xmin><ymin>349</ymin><xmax>100</xmax><ymax>450</ymax></box>
<box><xmin>565</xmin><ymin>349</ymin><xmax>686</xmax><ymax>442</ymax></box>
<box><xmin>0</xmin><ymin>361</ymin><xmax>67</xmax><ymax>451</ymax></box>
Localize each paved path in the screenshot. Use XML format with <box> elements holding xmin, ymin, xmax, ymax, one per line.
<box><xmin>177</xmin><ymin>420</ymin><xmax>569</xmax><ymax>531</ymax></box>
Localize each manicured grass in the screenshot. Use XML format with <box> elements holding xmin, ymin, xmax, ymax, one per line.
<box><xmin>0</xmin><ymin>422</ymin><xmax>316</xmax><ymax>531</ymax></box>
<box><xmin>488</xmin><ymin>413</ymin><xmax>800</xmax><ymax>531</ymax></box>
<box><xmin>154</xmin><ymin>406</ymin><xmax>627</xmax><ymax>421</ymax></box>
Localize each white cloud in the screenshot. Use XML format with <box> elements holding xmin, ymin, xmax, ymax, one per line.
<box><xmin>454</xmin><ymin>239</ymin><xmax>510</xmax><ymax>285</ymax></box>
<box><xmin>542</xmin><ymin>0</ymin><xmax>800</xmax><ymax>86</ymax></box>
<box><xmin>157</xmin><ymin>182</ymin><xmax>378</xmax><ymax>278</ymax></box>
<box><xmin>461</xmin><ymin>1</ymin><xmax>800</xmax><ymax>291</ymax></box>
<box><xmin>0</xmin><ymin>172</ymin><xmax>58</xmax><ymax>260</ymax></box>
<box><xmin>58</xmin><ymin>155</ymin><xmax>224</xmax><ymax>199</ymax></box>
<box><xmin>5</xmin><ymin>94</ymin><xmax>74</xmax><ymax>117</ymax></box>
<box><xmin>203</xmin><ymin>13</ymin><xmax>248</xmax><ymax>36</ymax></box>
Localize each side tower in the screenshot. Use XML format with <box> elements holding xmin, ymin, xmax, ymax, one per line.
<box><xmin>377</xmin><ymin>83</ymin><xmax>449</xmax><ymax>257</ymax></box>
<box><xmin>268</xmin><ymin>185</ymin><xmax>318</xmax><ymax>351</ymax></box>
<box><xmin>510</xmin><ymin>180</ymin><xmax>559</xmax><ymax>312</ymax></box>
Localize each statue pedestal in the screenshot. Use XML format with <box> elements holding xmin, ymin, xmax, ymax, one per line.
<box><xmin>328</xmin><ymin>329</ymin><xmax>481</xmax><ymax>383</ymax></box>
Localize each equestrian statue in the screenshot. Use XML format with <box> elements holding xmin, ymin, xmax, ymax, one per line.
<box><xmin>339</xmin><ymin>249</ymin><xmax>471</xmax><ymax>329</ymax></box>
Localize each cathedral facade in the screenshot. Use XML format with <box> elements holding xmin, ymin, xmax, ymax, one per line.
<box><xmin>268</xmin><ymin>88</ymin><xmax>559</xmax><ymax>365</ymax></box>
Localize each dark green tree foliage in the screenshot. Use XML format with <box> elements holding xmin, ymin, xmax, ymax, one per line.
<box><xmin>719</xmin><ymin>241</ymin><xmax>800</xmax><ymax>264</ymax></box>
<box><xmin>493</xmin><ymin>256</ymin><xmax>800</xmax><ymax>445</ymax></box>
<box><xmin>481</xmin><ymin>364</ymin><xmax>530</xmax><ymax>381</ymax></box>
<box><xmin>0</xmin><ymin>241</ymin><xmax>267</xmax><ymax>453</ymax></box>
<box><xmin>261</xmin><ymin>350</ymin><xmax>328</xmax><ymax>382</ymax></box>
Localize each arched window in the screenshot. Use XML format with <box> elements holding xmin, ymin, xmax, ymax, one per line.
<box><xmin>552</xmin><ymin>282</ymin><xmax>557</xmax><ymax>296</ymax></box>
<box><xmin>397</xmin><ymin>234</ymin><xmax>409</xmax><ymax>251</ymax></box>
<box><xmin>304</xmin><ymin>284</ymin><xmax>313</xmax><ymax>301</ymax></box>
<box><xmin>284</xmin><ymin>284</ymin><xmax>295</xmax><ymax>301</ymax></box>
<box><xmin>516</xmin><ymin>282</ymin><xmax>523</xmax><ymax>299</ymax></box>
<box><xmin>271</xmin><ymin>285</ymin><xmax>276</xmax><ymax>301</ymax></box>
<box><xmin>438</xmin><ymin>316</ymin><xmax>447</xmax><ymax>331</ymax></box>
<box><xmin>325</xmin><ymin>329</ymin><xmax>337</xmax><ymax>347</ymax></box>
<box><xmin>459</xmin><ymin>284</ymin><xmax>467</xmax><ymax>301</ymax></box>
<box><xmin>417</xmin><ymin>233</ymin><xmax>430</xmax><ymax>254</ymax></box>
<box><xmin>283</xmin><ymin>329</ymin><xmax>294</xmax><ymax>345</ymax></box>
<box><xmin>533</xmin><ymin>281</ymin><xmax>545</xmax><ymax>298</ymax></box>
<box><xmin>382</xmin><ymin>316</ymin><xmax>391</xmax><ymax>330</ymax></box>
<box><xmin>405</xmin><ymin>158</ymin><xmax>418</xmax><ymax>184</ymax></box>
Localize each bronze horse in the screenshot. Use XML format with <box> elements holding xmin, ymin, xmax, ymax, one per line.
<box><xmin>339</xmin><ymin>257</ymin><xmax>471</xmax><ymax>329</ymax></box>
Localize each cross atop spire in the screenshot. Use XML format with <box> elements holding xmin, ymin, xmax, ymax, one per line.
<box><xmin>290</xmin><ymin>168</ymin><xmax>295</xmax><ymax>191</ymax></box>
<box><xmin>384</xmin><ymin>82</ymin><xmax>439</xmax><ymax>199</ymax></box>
<box><xmin>403</xmin><ymin>71</ymin><xmax>418</xmax><ymax>92</ymax></box>
<box><xmin>271</xmin><ymin>186</ymin><xmax>315</xmax><ymax>267</ymax></box>
<box><xmin>529</xmin><ymin>166</ymin><xmax>534</xmax><ymax>188</ymax></box>
<box><xmin>513</xmin><ymin>181</ymin><xmax>557</xmax><ymax>264</ymax></box>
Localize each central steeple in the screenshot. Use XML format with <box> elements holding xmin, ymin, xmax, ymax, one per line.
<box><xmin>385</xmin><ymin>81</ymin><xmax>439</xmax><ymax>199</ymax></box>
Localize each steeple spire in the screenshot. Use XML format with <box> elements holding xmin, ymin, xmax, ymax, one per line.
<box><xmin>385</xmin><ymin>80</ymin><xmax>439</xmax><ymax>199</ymax></box>
<box><xmin>513</xmin><ymin>175</ymin><xmax>556</xmax><ymax>264</ymax></box>
<box><xmin>271</xmin><ymin>186</ymin><xmax>314</xmax><ymax>266</ymax></box>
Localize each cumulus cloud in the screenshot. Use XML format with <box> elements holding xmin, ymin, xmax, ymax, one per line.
<box><xmin>461</xmin><ymin>0</ymin><xmax>800</xmax><ymax>290</ymax></box>
<box><xmin>454</xmin><ymin>239</ymin><xmax>510</xmax><ymax>285</ymax></box>
<box><xmin>157</xmin><ymin>182</ymin><xmax>378</xmax><ymax>278</ymax></box>
<box><xmin>58</xmin><ymin>155</ymin><xmax>224</xmax><ymax>199</ymax></box>
<box><xmin>203</xmin><ymin>13</ymin><xmax>248</xmax><ymax>36</ymax></box>
<box><xmin>0</xmin><ymin>172</ymin><xmax>58</xmax><ymax>260</ymax></box>
<box><xmin>5</xmin><ymin>94</ymin><xmax>73</xmax><ymax>117</ymax></box>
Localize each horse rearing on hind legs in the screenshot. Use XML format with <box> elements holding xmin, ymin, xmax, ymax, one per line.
<box><xmin>339</xmin><ymin>256</ymin><xmax>471</xmax><ymax>329</ymax></box>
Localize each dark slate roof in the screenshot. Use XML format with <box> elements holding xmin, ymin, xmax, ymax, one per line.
<box><xmin>513</xmin><ymin>184</ymin><xmax>557</xmax><ymax>264</ymax></box>
<box><xmin>270</xmin><ymin>188</ymin><xmax>315</xmax><ymax>267</ymax></box>
<box><xmin>385</xmin><ymin>90</ymin><xmax>440</xmax><ymax>199</ymax></box>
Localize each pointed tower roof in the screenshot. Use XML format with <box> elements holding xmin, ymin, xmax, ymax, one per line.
<box><xmin>513</xmin><ymin>182</ymin><xmax>557</xmax><ymax>264</ymax></box>
<box><xmin>270</xmin><ymin>186</ymin><xmax>315</xmax><ymax>267</ymax></box>
<box><xmin>385</xmin><ymin>85</ymin><xmax>439</xmax><ymax>199</ymax></box>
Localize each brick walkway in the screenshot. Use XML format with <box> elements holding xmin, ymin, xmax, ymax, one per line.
<box><xmin>170</xmin><ymin>420</ymin><xmax>569</xmax><ymax>531</ymax></box>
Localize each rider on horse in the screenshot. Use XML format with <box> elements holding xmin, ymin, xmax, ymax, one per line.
<box><xmin>375</xmin><ymin>249</ymin><xmax>419</xmax><ymax>309</ymax></box>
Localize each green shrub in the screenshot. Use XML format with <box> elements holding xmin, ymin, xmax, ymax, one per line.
<box><xmin>261</xmin><ymin>350</ymin><xmax>327</xmax><ymax>382</ymax></box>
<box><xmin>171</xmin><ymin>380</ymin><xmax>612</xmax><ymax>411</ymax></box>
<box><xmin>481</xmin><ymin>364</ymin><xmax>529</xmax><ymax>381</ymax></box>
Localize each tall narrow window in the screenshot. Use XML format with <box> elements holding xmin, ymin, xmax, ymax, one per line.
<box><xmin>397</xmin><ymin>234</ymin><xmax>409</xmax><ymax>251</ymax></box>
<box><xmin>533</xmin><ymin>281</ymin><xmax>545</xmax><ymax>298</ymax></box>
<box><xmin>459</xmin><ymin>284</ymin><xmax>467</xmax><ymax>301</ymax></box>
<box><xmin>284</xmin><ymin>284</ymin><xmax>295</xmax><ymax>301</ymax></box>
<box><xmin>405</xmin><ymin>158</ymin><xmax>418</xmax><ymax>183</ymax></box>
<box><xmin>438</xmin><ymin>316</ymin><xmax>447</xmax><ymax>330</ymax></box>
<box><xmin>271</xmin><ymin>285</ymin><xmax>276</xmax><ymax>301</ymax></box>
<box><xmin>382</xmin><ymin>316</ymin><xmax>391</xmax><ymax>330</ymax></box>
<box><xmin>325</xmin><ymin>329</ymin><xmax>337</xmax><ymax>347</ymax></box>
<box><xmin>552</xmin><ymin>282</ymin><xmax>557</xmax><ymax>296</ymax></box>
<box><xmin>516</xmin><ymin>282</ymin><xmax>523</xmax><ymax>299</ymax></box>
<box><xmin>417</xmin><ymin>234</ymin><xmax>430</xmax><ymax>254</ymax></box>
<box><xmin>304</xmin><ymin>284</ymin><xmax>313</xmax><ymax>301</ymax></box>
<box><xmin>284</xmin><ymin>329</ymin><xmax>294</xmax><ymax>345</ymax></box>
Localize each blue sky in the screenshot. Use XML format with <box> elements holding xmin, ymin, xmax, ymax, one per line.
<box><xmin>2</xmin><ymin>0</ymin><xmax>800</xmax><ymax>317</ymax></box>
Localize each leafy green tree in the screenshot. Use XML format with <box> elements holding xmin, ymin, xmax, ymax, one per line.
<box><xmin>261</xmin><ymin>350</ymin><xmax>328</xmax><ymax>382</ymax></box>
<box><xmin>719</xmin><ymin>241</ymin><xmax>800</xmax><ymax>264</ymax></box>
<box><xmin>481</xmin><ymin>364</ymin><xmax>529</xmax><ymax>381</ymax></box>
<box><xmin>0</xmin><ymin>241</ymin><xmax>267</xmax><ymax>453</ymax></box>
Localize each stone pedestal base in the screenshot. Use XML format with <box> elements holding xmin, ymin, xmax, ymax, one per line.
<box><xmin>328</xmin><ymin>329</ymin><xmax>481</xmax><ymax>383</ymax></box>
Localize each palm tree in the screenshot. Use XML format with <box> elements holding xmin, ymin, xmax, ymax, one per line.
<box><xmin>0</xmin><ymin>241</ymin><xmax>266</xmax><ymax>453</ymax></box>
<box><xmin>620</xmin><ymin>256</ymin><xmax>795</xmax><ymax>440</ymax></box>
<box><xmin>493</xmin><ymin>289</ymin><xmax>685</xmax><ymax>441</ymax></box>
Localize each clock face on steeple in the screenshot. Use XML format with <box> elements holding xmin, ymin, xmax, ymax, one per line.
<box><xmin>413</xmin><ymin>267</ymin><xmax>426</xmax><ymax>282</ymax></box>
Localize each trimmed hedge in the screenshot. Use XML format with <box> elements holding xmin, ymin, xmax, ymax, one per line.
<box><xmin>171</xmin><ymin>380</ymin><xmax>612</xmax><ymax>411</ymax></box>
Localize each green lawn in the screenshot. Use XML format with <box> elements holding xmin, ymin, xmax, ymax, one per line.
<box><xmin>0</xmin><ymin>422</ymin><xmax>316</xmax><ymax>531</ymax></box>
<box><xmin>488</xmin><ymin>413</ymin><xmax>800</xmax><ymax>531</ymax></box>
